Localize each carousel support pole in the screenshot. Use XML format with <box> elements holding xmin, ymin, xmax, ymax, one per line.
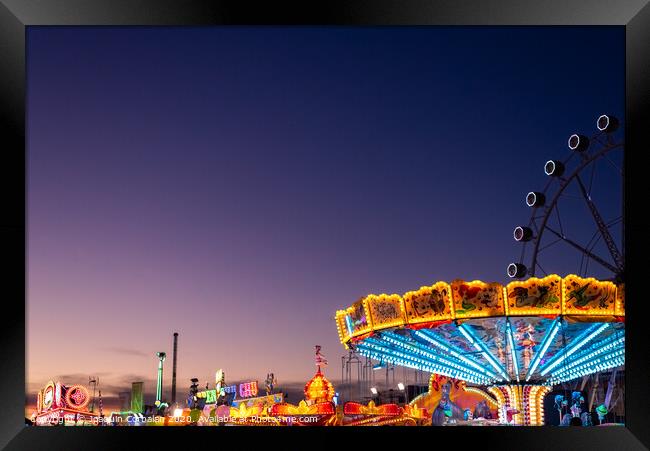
<box><xmin>589</xmin><ymin>374</ymin><xmax>600</xmax><ymax>412</ymax></box>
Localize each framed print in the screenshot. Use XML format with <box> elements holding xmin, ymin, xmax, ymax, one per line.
<box><xmin>1</xmin><ymin>0</ymin><xmax>649</xmax><ymax>449</ymax></box>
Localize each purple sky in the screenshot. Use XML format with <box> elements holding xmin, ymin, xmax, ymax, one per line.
<box><xmin>26</xmin><ymin>26</ymin><xmax>623</xmax><ymax>408</ymax></box>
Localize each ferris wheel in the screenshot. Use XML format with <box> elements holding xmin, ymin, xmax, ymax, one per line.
<box><xmin>507</xmin><ymin>114</ymin><xmax>624</xmax><ymax>284</ymax></box>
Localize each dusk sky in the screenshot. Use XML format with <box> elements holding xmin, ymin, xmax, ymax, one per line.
<box><xmin>26</xmin><ymin>26</ymin><xmax>624</xmax><ymax>409</ymax></box>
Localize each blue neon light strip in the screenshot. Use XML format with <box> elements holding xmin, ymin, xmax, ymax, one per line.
<box><xmin>345</xmin><ymin>316</ymin><xmax>354</xmax><ymax>336</ymax></box>
<box><xmin>355</xmin><ymin>344</ymin><xmax>492</xmax><ymax>385</ymax></box>
<box><xmin>373</xmin><ymin>333</ymin><xmax>494</xmax><ymax>382</ymax></box>
<box><xmin>546</xmin><ymin>333</ymin><xmax>624</xmax><ymax>378</ymax></box>
<box><xmin>356</xmin><ymin>345</ymin><xmax>484</xmax><ymax>384</ymax></box>
<box><xmin>524</xmin><ymin>318</ymin><xmax>562</xmax><ymax>381</ymax></box>
<box><xmin>549</xmin><ymin>339</ymin><xmax>625</xmax><ymax>380</ymax></box>
<box><xmin>506</xmin><ymin>320</ymin><xmax>520</xmax><ymax>382</ymax></box>
<box><xmin>380</xmin><ymin>332</ymin><xmax>491</xmax><ymax>378</ymax></box>
<box><xmin>357</xmin><ymin>340</ymin><xmax>493</xmax><ymax>385</ymax></box>
<box><xmin>414</xmin><ymin>329</ymin><xmax>497</xmax><ymax>378</ymax></box>
<box><xmin>457</xmin><ymin>323</ymin><xmax>508</xmax><ymax>380</ymax></box>
<box><xmin>550</xmin><ymin>349</ymin><xmax>624</xmax><ymax>381</ymax></box>
<box><xmin>538</xmin><ymin>323</ymin><xmax>609</xmax><ymax>376</ymax></box>
<box><xmin>546</xmin><ymin>351</ymin><xmax>624</xmax><ymax>384</ymax></box>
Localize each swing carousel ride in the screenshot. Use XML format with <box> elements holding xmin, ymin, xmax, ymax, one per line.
<box><xmin>335</xmin><ymin>114</ymin><xmax>625</xmax><ymax>426</ymax></box>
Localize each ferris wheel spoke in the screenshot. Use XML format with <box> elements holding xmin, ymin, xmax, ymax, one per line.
<box><xmin>574</xmin><ymin>175</ymin><xmax>624</xmax><ymax>272</ymax></box>
<box><xmin>607</xmin><ymin>216</ymin><xmax>622</xmax><ymax>228</ymax></box>
<box><xmin>538</xmin><ymin>237</ymin><xmax>564</xmax><ymax>253</ymax></box>
<box><xmin>591</xmin><ymin>135</ymin><xmax>608</xmax><ymax>147</ymax></box>
<box><xmin>584</xmin><ymin>230</ymin><xmax>605</xmax><ymax>275</ymax></box>
<box><xmin>519</xmin><ymin>241</ymin><xmax>527</xmax><ymax>262</ymax></box>
<box><xmin>603</xmin><ymin>154</ymin><xmax>623</xmax><ymax>176</ymax></box>
<box><xmin>544</xmin><ymin>226</ymin><xmax>618</xmax><ymax>274</ymax></box>
<box><xmin>587</xmin><ymin>160</ymin><xmax>596</xmax><ymax>195</ymax></box>
<box><xmin>559</xmin><ymin>193</ymin><xmax>583</xmax><ymax>201</ymax></box>
<box><xmin>555</xmin><ymin>203</ymin><xmax>565</xmax><ymax>236</ymax></box>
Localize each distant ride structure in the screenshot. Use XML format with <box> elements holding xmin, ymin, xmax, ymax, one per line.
<box><xmin>507</xmin><ymin>114</ymin><xmax>624</xmax><ymax>284</ymax></box>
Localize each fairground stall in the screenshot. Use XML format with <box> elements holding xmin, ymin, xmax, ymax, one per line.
<box><xmin>335</xmin><ymin>275</ymin><xmax>624</xmax><ymax>425</ymax></box>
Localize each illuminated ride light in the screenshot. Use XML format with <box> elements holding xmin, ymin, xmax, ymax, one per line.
<box><xmin>549</xmin><ymin>349</ymin><xmax>624</xmax><ymax>383</ymax></box>
<box><xmin>379</xmin><ymin>332</ymin><xmax>497</xmax><ymax>381</ymax></box>
<box><xmin>546</xmin><ymin>333</ymin><xmax>624</xmax><ymax>378</ymax></box>
<box><xmin>524</xmin><ymin>318</ymin><xmax>561</xmax><ymax>382</ymax></box>
<box><xmin>414</xmin><ymin>329</ymin><xmax>497</xmax><ymax>379</ymax></box>
<box><xmin>64</xmin><ymin>385</ymin><xmax>91</xmax><ymax>411</ymax></box>
<box><xmin>361</xmin><ymin>337</ymin><xmax>493</xmax><ymax>384</ymax></box>
<box><xmin>538</xmin><ymin>323</ymin><xmax>610</xmax><ymax>377</ymax></box>
<box><xmin>355</xmin><ymin>341</ymin><xmax>492</xmax><ymax>386</ymax></box>
<box><xmin>506</xmin><ymin>320</ymin><xmax>520</xmax><ymax>382</ymax></box>
<box><xmin>457</xmin><ymin>323</ymin><xmax>509</xmax><ymax>381</ymax></box>
<box><xmin>547</xmin><ymin>339</ymin><xmax>625</xmax><ymax>380</ymax></box>
<box><xmin>547</xmin><ymin>354</ymin><xmax>624</xmax><ymax>385</ymax></box>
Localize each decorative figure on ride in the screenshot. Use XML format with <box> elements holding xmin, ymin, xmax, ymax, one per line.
<box><xmin>430</xmin><ymin>382</ymin><xmax>464</xmax><ymax>425</ymax></box>
<box><xmin>473</xmin><ymin>400</ymin><xmax>492</xmax><ymax>419</ymax></box>
<box><xmin>265</xmin><ymin>372</ymin><xmax>276</xmax><ymax>396</ymax></box>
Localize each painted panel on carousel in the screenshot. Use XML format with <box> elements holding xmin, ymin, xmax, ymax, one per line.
<box><xmin>339</xmin><ymin>298</ymin><xmax>371</xmax><ymax>338</ymax></box>
<box><xmin>451</xmin><ymin>280</ymin><xmax>505</xmax><ymax>319</ymax></box>
<box><xmin>506</xmin><ymin>275</ymin><xmax>562</xmax><ymax>316</ymax></box>
<box><xmin>403</xmin><ymin>282</ymin><xmax>453</xmax><ymax>325</ymax></box>
<box><xmin>615</xmin><ymin>283</ymin><xmax>625</xmax><ymax>316</ymax></box>
<box><xmin>366</xmin><ymin>294</ymin><xmax>405</xmax><ymax>330</ymax></box>
<box><xmin>562</xmin><ymin>275</ymin><xmax>617</xmax><ymax>315</ymax></box>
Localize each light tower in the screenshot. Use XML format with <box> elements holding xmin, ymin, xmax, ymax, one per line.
<box><xmin>155</xmin><ymin>352</ymin><xmax>166</xmax><ymax>406</ymax></box>
<box><xmin>171</xmin><ymin>333</ymin><xmax>178</xmax><ymax>404</ymax></box>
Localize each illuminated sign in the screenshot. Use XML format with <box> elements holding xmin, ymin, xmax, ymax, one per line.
<box><xmin>196</xmin><ymin>384</ymin><xmax>239</xmax><ymax>404</ymax></box>
<box><xmin>231</xmin><ymin>393</ymin><xmax>284</xmax><ymax>408</ymax></box>
<box><xmin>197</xmin><ymin>389</ymin><xmax>217</xmax><ymax>404</ymax></box>
<box><xmin>196</xmin><ymin>381</ymin><xmax>259</xmax><ymax>403</ymax></box>
<box><xmin>43</xmin><ymin>384</ymin><xmax>54</xmax><ymax>410</ymax></box>
<box><xmin>215</xmin><ymin>369</ymin><xmax>225</xmax><ymax>391</ymax></box>
<box><xmin>239</xmin><ymin>381</ymin><xmax>258</xmax><ymax>398</ymax></box>
<box><xmin>65</xmin><ymin>385</ymin><xmax>90</xmax><ymax>411</ymax></box>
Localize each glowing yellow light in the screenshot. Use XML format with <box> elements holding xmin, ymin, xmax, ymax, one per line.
<box><xmin>304</xmin><ymin>370</ymin><xmax>335</xmax><ymax>404</ymax></box>
<box><xmin>615</xmin><ymin>283</ymin><xmax>625</xmax><ymax>316</ymax></box>
<box><xmin>462</xmin><ymin>386</ymin><xmax>498</xmax><ymax>408</ymax></box>
<box><xmin>334</xmin><ymin>275</ymin><xmax>624</xmax><ymax>345</ymax></box>
<box><xmin>335</xmin><ymin>310</ymin><xmax>351</xmax><ymax>347</ymax></box>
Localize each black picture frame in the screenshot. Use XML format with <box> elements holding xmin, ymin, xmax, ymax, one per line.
<box><xmin>1</xmin><ymin>1</ymin><xmax>648</xmax><ymax>449</ymax></box>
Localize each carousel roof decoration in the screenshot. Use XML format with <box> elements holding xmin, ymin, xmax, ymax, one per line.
<box><xmin>304</xmin><ymin>345</ymin><xmax>335</xmax><ymax>404</ymax></box>
<box><xmin>335</xmin><ymin>275</ymin><xmax>624</xmax><ymax>386</ymax></box>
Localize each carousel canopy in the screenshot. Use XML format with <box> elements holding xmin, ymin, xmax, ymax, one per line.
<box><xmin>335</xmin><ymin>275</ymin><xmax>624</xmax><ymax>385</ymax></box>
